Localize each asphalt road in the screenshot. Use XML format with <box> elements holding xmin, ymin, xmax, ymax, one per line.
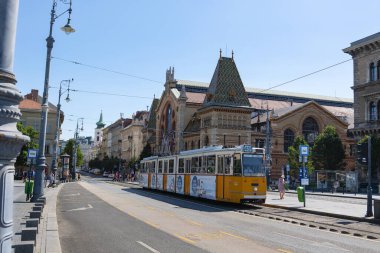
<box><xmin>58</xmin><ymin>175</ymin><xmax>380</xmax><ymax>253</ymax></box>
<box><xmin>57</xmin><ymin>182</ymin><xmax>206</xmax><ymax>253</ymax></box>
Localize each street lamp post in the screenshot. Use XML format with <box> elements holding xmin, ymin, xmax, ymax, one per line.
<box><xmin>32</xmin><ymin>0</ymin><xmax>75</xmax><ymax>201</ymax></box>
<box><xmin>51</xmin><ymin>79</ymin><xmax>73</xmax><ymax>184</ymax></box>
<box><xmin>0</xmin><ymin>1</ymin><xmax>30</xmax><ymax>251</ymax></box>
<box><xmin>72</xmin><ymin>118</ymin><xmax>83</xmax><ymax>180</ymax></box>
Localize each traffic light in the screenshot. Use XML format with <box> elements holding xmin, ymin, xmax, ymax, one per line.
<box><xmin>356</xmin><ymin>141</ymin><xmax>368</xmax><ymax>165</ymax></box>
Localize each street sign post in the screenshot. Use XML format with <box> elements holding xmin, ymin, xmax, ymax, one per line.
<box><xmin>299</xmin><ymin>145</ymin><xmax>309</xmax><ymax>207</ymax></box>
<box><xmin>26</xmin><ymin>149</ymin><xmax>38</xmax><ymax>201</ymax></box>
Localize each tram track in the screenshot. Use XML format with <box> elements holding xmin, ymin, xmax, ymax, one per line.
<box><xmin>104</xmin><ymin>179</ymin><xmax>380</xmax><ymax>242</ymax></box>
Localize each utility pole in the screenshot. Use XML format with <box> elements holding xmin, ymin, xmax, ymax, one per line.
<box><xmin>265</xmin><ymin>105</ymin><xmax>271</xmax><ymax>189</ymax></box>
<box><xmin>72</xmin><ymin>118</ymin><xmax>83</xmax><ymax>180</ymax></box>
<box><xmin>366</xmin><ymin>136</ymin><xmax>373</xmax><ymax>217</ymax></box>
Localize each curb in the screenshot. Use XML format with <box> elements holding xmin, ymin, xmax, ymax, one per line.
<box><xmin>262</xmin><ymin>203</ymin><xmax>380</xmax><ymax>224</ymax></box>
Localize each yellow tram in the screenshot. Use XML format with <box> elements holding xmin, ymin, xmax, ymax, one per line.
<box><xmin>139</xmin><ymin>145</ymin><xmax>267</xmax><ymax>204</ymax></box>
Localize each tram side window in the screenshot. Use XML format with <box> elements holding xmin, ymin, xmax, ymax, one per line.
<box><xmin>200</xmin><ymin>156</ymin><xmax>206</xmax><ymax>173</ymax></box>
<box><xmin>169</xmin><ymin>159</ymin><xmax>174</xmax><ymax>173</ymax></box>
<box><xmin>163</xmin><ymin>160</ymin><xmax>168</xmax><ymax>173</ymax></box>
<box><xmin>224</xmin><ymin>156</ymin><xmax>232</xmax><ymax>175</ymax></box>
<box><xmin>158</xmin><ymin>161</ymin><xmax>163</xmax><ymax>173</ymax></box>
<box><xmin>217</xmin><ymin>156</ymin><xmax>224</xmax><ymax>174</ymax></box>
<box><xmin>185</xmin><ymin>159</ymin><xmax>191</xmax><ymax>173</ymax></box>
<box><xmin>150</xmin><ymin>161</ymin><xmax>156</xmax><ymax>173</ymax></box>
<box><xmin>140</xmin><ymin>163</ymin><xmax>146</xmax><ymax>173</ymax></box>
<box><xmin>178</xmin><ymin>159</ymin><xmax>184</xmax><ymax>173</ymax></box>
<box><xmin>207</xmin><ymin>155</ymin><xmax>216</xmax><ymax>174</ymax></box>
<box><xmin>191</xmin><ymin>157</ymin><xmax>198</xmax><ymax>173</ymax></box>
<box><xmin>233</xmin><ymin>154</ymin><xmax>242</xmax><ymax>176</ymax></box>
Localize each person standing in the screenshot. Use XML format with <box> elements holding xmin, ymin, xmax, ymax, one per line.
<box><xmin>278</xmin><ymin>175</ymin><xmax>285</xmax><ymax>199</ymax></box>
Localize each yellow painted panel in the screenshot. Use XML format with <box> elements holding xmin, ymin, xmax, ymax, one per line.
<box><xmin>216</xmin><ymin>175</ymin><xmax>224</xmax><ymax>200</ymax></box>
<box><xmin>163</xmin><ymin>174</ymin><xmax>167</xmax><ymax>192</ymax></box>
<box><xmin>184</xmin><ymin>175</ymin><xmax>190</xmax><ymax>195</ymax></box>
<box><xmin>148</xmin><ymin>174</ymin><xmax>151</xmax><ymax>189</ymax></box>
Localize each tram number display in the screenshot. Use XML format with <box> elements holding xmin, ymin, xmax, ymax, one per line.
<box><xmin>190</xmin><ymin>175</ymin><xmax>216</xmax><ymax>200</ymax></box>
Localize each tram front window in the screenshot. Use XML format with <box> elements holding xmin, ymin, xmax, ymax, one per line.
<box><xmin>242</xmin><ymin>154</ymin><xmax>265</xmax><ymax>176</ymax></box>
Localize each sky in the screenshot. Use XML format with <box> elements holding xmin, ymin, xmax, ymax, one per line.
<box><xmin>13</xmin><ymin>0</ymin><xmax>379</xmax><ymax>141</ymax></box>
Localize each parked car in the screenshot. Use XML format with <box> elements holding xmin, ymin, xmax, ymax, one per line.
<box><xmin>93</xmin><ymin>169</ymin><xmax>101</xmax><ymax>175</ymax></box>
<box><xmin>108</xmin><ymin>173</ymin><xmax>114</xmax><ymax>178</ymax></box>
<box><xmin>103</xmin><ymin>171</ymin><xmax>110</xmax><ymax>177</ymax></box>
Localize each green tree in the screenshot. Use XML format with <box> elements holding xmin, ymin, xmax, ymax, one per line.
<box><xmin>287</xmin><ymin>135</ymin><xmax>313</xmax><ymax>179</ymax></box>
<box><xmin>311</xmin><ymin>125</ymin><xmax>345</xmax><ymax>171</ymax></box>
<box><xmin>15</xmin><ymin>122</ymin><xmax>39</xmax><ymax>166</ymax></box>
<box><xmin>63</xmin><ymin>139</ymin><xmax>83</xmax><ymax>169</ymax></box>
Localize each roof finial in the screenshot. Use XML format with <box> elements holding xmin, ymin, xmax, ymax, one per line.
<box><xmin>232</xmin><ymin>50</ymin><xmax>234</xmax><ymax>60</ymax></box>
<box><xmin>219</xmin><ymin>48</ymin><xmax>222</xmax><ymax>59</ymax></box>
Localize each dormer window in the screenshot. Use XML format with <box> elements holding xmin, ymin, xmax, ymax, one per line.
<box><xmin>369</xmin><ymin>62</ymin><xmax>376</xmax><ymax>81</ymax></box>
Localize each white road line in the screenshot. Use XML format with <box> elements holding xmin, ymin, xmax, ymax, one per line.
<box><xmin>136</xmin><ymin>241</ymin><xmax>160</xmax><ymax>253</ymax></box>
<box><xmin>64</xmin><ymin>193</ymin><xmax>80</xmax><ymax>196</ymax></box>
<box><xmin>65</xmin><ymin>204</ymin><xmax>93</xmax><ymax>212</ymax></box>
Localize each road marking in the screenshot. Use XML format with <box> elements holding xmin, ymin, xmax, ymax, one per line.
<box><xmin>278</xmin><ymin>249</ymin><xmax>293</xmax><ymax>253</ymax></box>
<box><xmin>175</xmin><ymin>235</ymin><xmax>196</xmax><ymax>244</ymax></box>
<box><xmin>136</xmin><ymin>241</ymin><xmax>160</xmax><ymax>253</ymax></box>
<box><xmin>64</xmin><ymin>193</ymin><xmax>80</xmax><ymax>196</ymax></box>
<box><xmin>144</xmin><ymin>220</ymin><xmax>160</xmax><ymax>229</ymax></box>
<box><xmin>186</xmin><ymin>219</ymin><xmax>203</xmax><ymax>226</ymax></box>
<box><xmin>65</xmin><ymin>204</ymin><xmax>93</xmax><ymax>212</ymax></box>
<box><xmin>220</xmin><ymin>231</ymin><xmax>248</xmax><ymax>241</ymax></box>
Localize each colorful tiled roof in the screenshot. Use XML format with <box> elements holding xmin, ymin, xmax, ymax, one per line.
<box><xmin>203</xmin><ymin>57</ymin><xmax>251</xmax><ymax>108</ymax></box>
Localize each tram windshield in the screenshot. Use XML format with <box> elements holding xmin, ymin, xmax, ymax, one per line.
<box><xmin>242</xmin><ymin>154</ymin><xmax>265</xmax><ymax>176</ymax></box>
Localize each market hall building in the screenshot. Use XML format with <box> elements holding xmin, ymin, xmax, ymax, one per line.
<box><xmin>145</xmin><ymin>52</ymin><xmax>355</xmax><ymax>181</ymax></box>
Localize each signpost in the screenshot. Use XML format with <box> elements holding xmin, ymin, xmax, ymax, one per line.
<box><xmin>26</xmin><ymin>149</ymin><xmax>38</xmax><ymax>201</ymax></box>
<box><xmin>299</xmin><ymin>145</ymin><xmax>309</xmax><ymax>207</ymax></box>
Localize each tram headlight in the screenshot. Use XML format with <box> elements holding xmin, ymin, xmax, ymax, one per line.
<box><xmin>253</xmin><ymin>187</ymin><xmax>258</xmax><ymax>192</ymax></box>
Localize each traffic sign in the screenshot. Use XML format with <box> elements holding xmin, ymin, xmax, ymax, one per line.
<box><xmin>299</xmin><ymin>145</ymin><xmax>309</xmax><ymax>156</ymax></box>
<box><xmin>28</xmin><ymin>149</ymin><xmax>38</xmax><ymax>158</ymax></box>
<box><xmin>301</xmin><ymin>178</ymin><xmax>309</xmax><ymax>186</ymax></box>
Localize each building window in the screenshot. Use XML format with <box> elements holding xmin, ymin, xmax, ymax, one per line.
<box><xmin>377</xmin><ymin>101</ymin><xmax>380</xmax><ymax>120</ymax></box>
<box><xmin>255</xmin><ymin>139</ymin><xmax>265</xmax><ymax>148</ymax></box>
<box><xmin>238</xmin><ymin>135</ymin><xmax>241</xmax><ymax>145</ymax></box>
<box><xmin>302</xmin><ymin>117</ymin><xmax>319</xmax><ymax>146</ymax></box>
<box><xmin>377</xmin><ymin>61</ymin><xmax>380</xmax><ymax>80</ymax></box>
<box><xmin>191</xmin><ymin>141</ymin><xmax>194</xmax><ymax>150</ymax></box>
<box><xmin>369</xmin><ymin>101</ymin><xmax>376</xmax><ymax>121</ymax></box>
<box><xmin>283</xmin><ymin>128</ymin><xmax>295</xmax><ymax>153</ymax></box>
<box><xmin>370</xmin><ymin>62</ymin><xmax>376</xmax><ymax>81</ymax></box>
<box><xmin>204</xmin><ymin>135</ymin><xmax>209</xmax><ymax>146</ymax></box>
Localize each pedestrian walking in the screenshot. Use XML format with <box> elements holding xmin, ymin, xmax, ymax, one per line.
<box><xmin>278</xmin><ymin>175</ymin><xmax>285</xmax><ymax>199</ymax></box>
<box><xmin>77</xmin><ymin>173</ymin><xmax>81</xmax><ymax>181</ymax></box>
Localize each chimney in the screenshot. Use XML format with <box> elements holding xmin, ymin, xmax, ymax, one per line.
<box><xmin>25</xmin><ymin>89</ymin><xmax>39</xmax><ymax>102</ymax></box>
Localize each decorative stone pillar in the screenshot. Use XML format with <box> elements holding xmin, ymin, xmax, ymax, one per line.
<box><xmin>0</xmin><ymin>1</ymin><xmax>29</xmax><ymax>252</ymax></box>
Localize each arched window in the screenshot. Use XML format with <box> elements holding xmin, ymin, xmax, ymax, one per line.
<box><xmin>302</xmin><ymin>117</ymin><xmax>319</xmax><ymax>146</ymax></box>
<box><xmin>283</xmin><ymin>128</ymin><xmax>295</xmax><ymax>153</ymax></box>
<box><xmin>369</xmin><ymin>101</ymin><xmax>376</xmax><ymax>120</ymax></box>
<box><xmin>205</xmin><ymin>135</ymin><xmax>209</xmax><ymax>146</ymax></box>
<box><xmin>369</xmin><ymin>62</ymin><xmax>376</xmax><ymax>81</ymax></box>
<box><xmin>377</xmin><ymin>61</ymin><xmax>380</xmax><ymax>80</ymax></box>
<box><xmin>166</xmin><ymin>105</ymin><xmax>172</xmax><ymax>133</ymax></box>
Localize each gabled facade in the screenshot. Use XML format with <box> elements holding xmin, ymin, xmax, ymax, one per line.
<box><xmin>19</xmin><ymin>89</ymin><xmax>64</xmax><ymax>169</ymax></box>
<box><xmin>252</xmin><ymin>101</ymin><xmax>355</xmax><ymax>179</ymax></box>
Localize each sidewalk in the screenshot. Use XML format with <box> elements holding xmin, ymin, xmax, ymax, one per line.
<box><xmin>265</xmin><ymin>190</ymin><xmax>379</xmax><ymax>222</ymax></box>
<box><xmin>12</xmin><ymin>181</ymin><xmax>63</xmax><ymax>253</ymax></box>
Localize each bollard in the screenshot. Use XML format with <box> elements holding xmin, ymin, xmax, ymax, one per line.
<box><xmin>21</xmin><ymin>227</ymin><xmax>37</xmax><ymax>241</ymax></box>
<box><xmin>29</xmin><ymin>211</ymin><xmax>41</xmax><ymax>219</ymax></box>
<box><xmin>13</xmin><ymin>241</ymin><xmax>35</xmax><ymax>253</ymax></box>
<box><xmin>32</xmin><ymin>206</ymin><xmax>43</xmax><ymax>212</ymax></box>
